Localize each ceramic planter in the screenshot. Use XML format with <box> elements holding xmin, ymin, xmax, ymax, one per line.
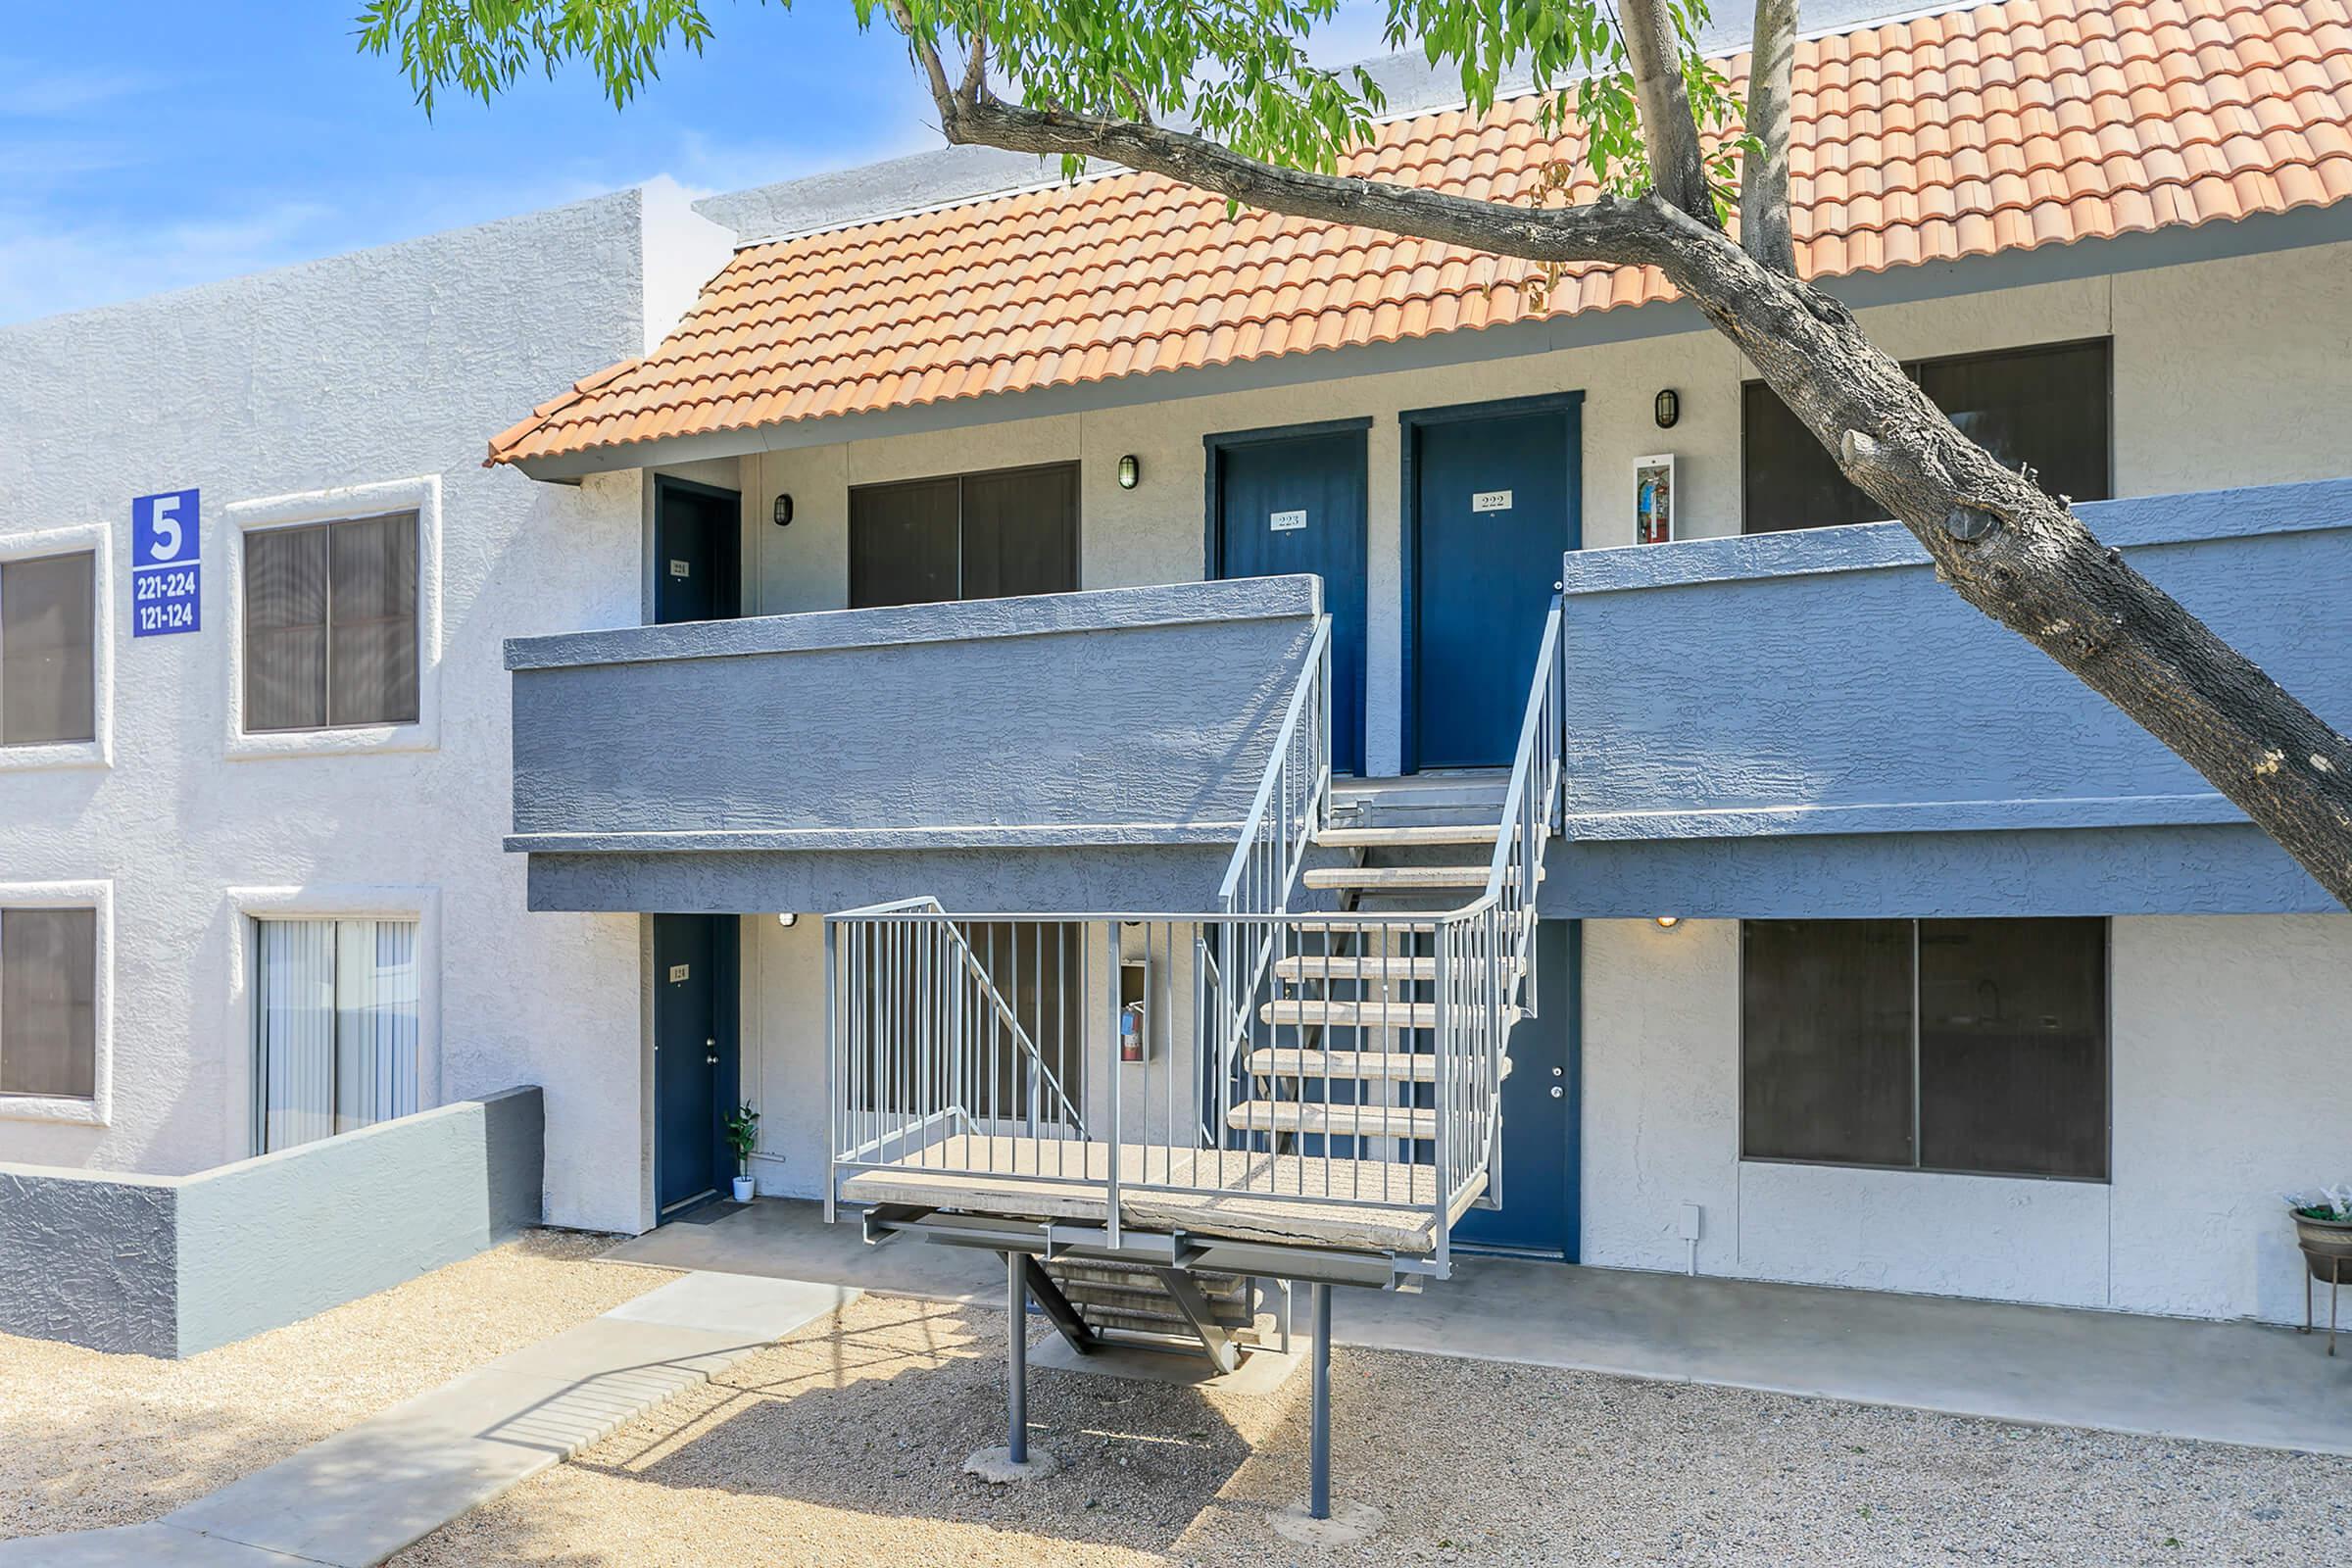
<box><xmin>2297</xmin><ymin>1212</ymin><xmax>2352</xmax><ymax>1279</ymax></box>
<box><xmin>731</xmin><ymin>1174</ymin><xmax>756</xmax><ymax>1203</ymax></box>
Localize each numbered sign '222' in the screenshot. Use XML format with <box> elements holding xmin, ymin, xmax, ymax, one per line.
<box><xmin>131</xmin><ymin>488</ymin><xmax>202</xmax><ymax>637</ymax></box>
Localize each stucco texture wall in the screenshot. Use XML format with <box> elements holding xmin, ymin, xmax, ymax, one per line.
<box><xmin>1578</xmin><ymin>913</ymin><xmax>2352</xmax><ymax>1325</ymax></box>
<box><xmin>0</xmin><ymin>188</ymin><xmax>719</xmax><ymax>1232</ymax></box>
<box><xmin>737</xmin><ymin>242</ymin><xmax>2352</xmax><ymax>779</ymax></box>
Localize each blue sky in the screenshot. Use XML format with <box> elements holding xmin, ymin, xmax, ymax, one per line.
<box><xmin>0</xmin><ymin>3</ymin><xmax>1395</xmax><ymax>326</ymax></box>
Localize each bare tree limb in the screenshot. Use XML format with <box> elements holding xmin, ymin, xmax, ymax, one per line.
<box><xmin>1616</xmin><ymin>0</ymin><xmax>1720</xmax><ymax>222</ymax></box>
<box><xmin>930</xmin><ymin>94</ymin><xmax>1681</xmax><ymax>264</ymax></box>
<box><xmin>1740</xmin><ymin>0</ymin><xmax>1799</xmax><ymax>271</ymax></box>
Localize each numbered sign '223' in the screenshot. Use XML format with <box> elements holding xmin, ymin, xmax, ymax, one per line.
<box><xmin>130</xmin><ymin>488</ymin><xmax>201</xmax><ymax>637</ymax></box>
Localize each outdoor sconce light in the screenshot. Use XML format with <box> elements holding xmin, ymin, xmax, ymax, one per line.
<box><xmin>1116</xmin><ymin>454</ymin><xmax>1142</xmax><ymax>490</ymax></box>
<box><xmin>776</xmin><ymin>912</ymin><xmax>798</xmax><ymax>929</ymax></box>
<box><xmin>1654</xmin><ymin>915</ymin><xmax>1682</xmax><ymax>930</ymax></box>
<box><xmin>1653</xmin><ymin>388</ymin><xmax>1681</xmax><ymax>429</ymax></box>
<box><xmin>772</xmin><ymin>493</ymin><xmax>795</xmax><ymax>527</ymax></box>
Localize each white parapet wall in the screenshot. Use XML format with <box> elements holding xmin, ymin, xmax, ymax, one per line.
<box><xmin>1579</xmin><ymin>914</ymin><xmax>2352</xmax><ymax>1326</ymax></box>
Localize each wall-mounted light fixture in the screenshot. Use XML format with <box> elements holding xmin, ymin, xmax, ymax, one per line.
<box><xmin>1654</xmin><ymin>914</ymin><xmax>1681</xmax><ymax>930</ymax></box>
<box><xmin>1653</xmin><ymin>388</ymin><xmax>1681</xmax><ymax>429</ymax></box>
<box><xmin>776</xmin><ymin>912</ymin><xmax>798</xmax><ymax>929</ymax></box>
<box><xmin>772</xmin><ymin>494</ymin><xmax>795</xmax><ymax>527</ymax></box>
<box><xmin>1116</xmin><ymin>454</ymin><xmax>1142</xmax><ymax>490</ymax></box>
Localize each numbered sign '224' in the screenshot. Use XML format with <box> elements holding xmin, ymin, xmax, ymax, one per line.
<box><xmin>131</xmin><ymin>489</ymin><xmax>201</xmax><ymax>637</ymax></box>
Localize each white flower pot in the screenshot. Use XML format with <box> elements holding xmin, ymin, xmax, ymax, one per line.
<box><xmin>731</xmin><ymin>1175</ymin><xmax>756</xmax><ymax>1203</ymax></box>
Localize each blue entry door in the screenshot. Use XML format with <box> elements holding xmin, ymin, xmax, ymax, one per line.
<box><xmin>1452</xmin><ymin>920</ymin><xmax>1578</xmax><ymax>1258</ymax></box>
<box><xmin>654</xmin><ymin>478</ymin><xmax>742</xmax><ymax>625</ymax></box>
<box><xmin>654</xmin><ymin>914</ymin><xmax>739</xmax><ymax>1216</ymax></box>
<box><xmin>1408</xmin><ymin>399</ymin><xmax>1580</xmax><ymax>767</ymax></box>
<box><xmin>1212</xmin><ymin>424</ymin><xmax>1368</xmax><ymax>775</ymax></box>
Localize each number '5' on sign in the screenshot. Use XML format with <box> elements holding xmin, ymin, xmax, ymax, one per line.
<box><xmin>133</xmin><ymin>490</ymin><xmax>200</xmax><ymax>567</ymax></box>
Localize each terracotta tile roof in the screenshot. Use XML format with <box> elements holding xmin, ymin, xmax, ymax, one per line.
<box><xmin>490</xmin><ymin>0</ymin><xmax>2352</xmax><ymax>466</ymax></box>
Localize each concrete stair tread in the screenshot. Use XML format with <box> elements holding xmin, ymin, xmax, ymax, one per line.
<box><xmin>1314</xmin><ymin>824</ymin><xmax>1501</xmax><ymax>849</ymax></box>
<box><xmin>1302</xmin><ymin>864</ymin><xmax>1492</xmax><ymax>891</ymax></box>
<box><xmin>1245</xmin><ymin>1049</ymin><xmax>1513</xmax><ymax>1084</ymax></box>
<box><xmin>1258</xmin><ymin>998</ymin><xmax>1525</xmax><ymax>1030</ymax></box>
<box><xmin>1226</xmin><ymin>1100</ymin><xmax>1441</xmax><ymax>1140</ymax></box>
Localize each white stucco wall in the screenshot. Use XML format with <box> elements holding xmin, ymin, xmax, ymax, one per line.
<box><xmin>1579</xmin><ymin>913</ymin><xmax>2352</xmax><ymax>1325</ymax></box>
<box><xmin>0</xmin><ymin>183</ymin><xmax>732</xmax><ymax>1233</ymax></box>
<box><xmin>737</xmin><ymin>240</ymin><xmax>2352</xmax><ymax>779</ymax></box>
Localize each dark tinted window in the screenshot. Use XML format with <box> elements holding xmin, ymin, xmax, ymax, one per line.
<box><xmin>1741</xmin><ymin>919</ymin><xmax>1915</xmax><ymax>1166</ymax></box>
<box><xmin>1743</xmin><ymin>340</ymin><xmax>2111</xmax><ymax>534</ymax></box>
<box><xmin>849</xmin><ymin>464</ymin><xmax>1078</xmax><ymax>608</ymax></box>
<box><xmin>0</xmin><ymin>552</ymin><xmax>96</xmax><ymax>746</ymax></box>
<box><xmin>1918</xmin><ymin>918</ymin><xmax>2107</xmax><ymax>1179</ymax></box>
<box><xmin>1741</xmin><ymin>918</ymin><xmax>2109</xmax><ymax>1180</ymax></box>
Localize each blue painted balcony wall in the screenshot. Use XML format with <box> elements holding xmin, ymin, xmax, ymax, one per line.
<box><xmin>1542</xmin><ymin>477</ymin><xmax>2352</xmax><ymax>918</ymax></box>
<box><xmin>505</xmin><ymin>575</ymin><xmax>1322</xmax><ymax>912</ymax></box>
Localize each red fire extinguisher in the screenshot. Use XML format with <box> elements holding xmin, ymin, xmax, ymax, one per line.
<box><xmin>1119</xmin><ymin>1001</ymin><xmax>1147</xmax><ymax>1063</ymax></box>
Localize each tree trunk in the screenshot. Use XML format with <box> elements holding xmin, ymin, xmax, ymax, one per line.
<box><xmin>1642</xmin><ymin>205</ymin><xmax>2352</xmax><ymax>904</ymax></box>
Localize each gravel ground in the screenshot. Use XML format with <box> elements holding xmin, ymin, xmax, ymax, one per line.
<box><xmin>0</xmin><ymin>1230</ymin><xmax>674</xmax><ymax>1541</ymax></box>
<box><xmin>395</xmin><ymin>1293</ymin><xmax>2352</xmax><ymax>1567</ymax></box>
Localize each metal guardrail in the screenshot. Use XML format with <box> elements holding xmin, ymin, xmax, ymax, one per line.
<box><xmin>823</xmin><ymin>601</ymin><xmax>1565</xmax><ymax>1276</ymax></box>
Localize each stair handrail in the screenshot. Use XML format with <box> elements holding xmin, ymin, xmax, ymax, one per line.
<box><xmin>1207</xmin><ymin>614</ymin><xmax>1333</xmax><ymax>1068</ymax></box>
<box><xmin>829</xmin><ymin>894</ymin><xmax>1087</xmax><ymax>1137</ymax></box>
<box><xmin>1479</xmin><ymin>595</ymin><xmax>1567</xmax><ymax>928</ymax></box>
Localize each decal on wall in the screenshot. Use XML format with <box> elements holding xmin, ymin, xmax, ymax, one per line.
<box><xmin>1471</xmin><ymin>489</ymin><xmax>1514</xmax><ymax>513</ymax></box>
<box><xmin>1269</xmin><ymin>509</ymin><xmax>1307</xmax><ymax>532</ymax></box>
<box><xmin>130</xmin><ymin>488</ymin><xmax>201</xmax><ymax>637</ymax></box>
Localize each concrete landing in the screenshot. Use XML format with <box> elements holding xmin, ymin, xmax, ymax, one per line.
<box><xmin>1</xmin><ymin>1272</ymin><xmax>858</xmax><ymax>1568</ymax></box>
<box><xmin>606</xmin><ymin>1199</ymin><xmax>2352</xmax><ymax>1458</ymax></box>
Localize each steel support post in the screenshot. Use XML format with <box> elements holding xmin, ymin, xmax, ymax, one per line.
<box><xmin>1309</xmin><ymin>1281</ymin><xmax>1333</xmax><ymax>1521</ymax></box>
<box><xmin>1007</xmin><ymin>1250</ymin><xmax>1029</xmax><ymax>1464</ymax></box>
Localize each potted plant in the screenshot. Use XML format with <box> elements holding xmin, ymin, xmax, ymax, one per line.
<box><xmin>724</xmin><ymin>1102</ymin><xmax>760</xmax><ymax>1204</ymax></box>
<box><xmin>2285</xmin><ymin>1184</ymin><xmax>2352</xmax><ymax>1353</ymax></box>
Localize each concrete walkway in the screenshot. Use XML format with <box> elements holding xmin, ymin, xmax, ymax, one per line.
<box><xmin>611</xmin><ymin>1198</ymin><xmax>2352</xmax><ymax>1457</ymax></box>
<box><xmin>1</xmin><ymin>1271</ymin><xmax>858</xmax><ymax>1567</ymax></box>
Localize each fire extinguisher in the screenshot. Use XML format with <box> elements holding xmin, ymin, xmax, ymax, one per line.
<box><xmin>1119</xmin><ymin>1001</ymin><xmax>1147</xmax><ymax>1063</ymax></box>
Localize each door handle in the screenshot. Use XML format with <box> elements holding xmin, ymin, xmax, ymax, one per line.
<box><xmin>1549</xmin><ymin>1086</ymin><xmax>1563</xmax><ymax>1099</ymax></box>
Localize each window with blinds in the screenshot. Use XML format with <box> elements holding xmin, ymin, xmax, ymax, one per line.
<box><xmin>244</xmin><ymin>512</ymin><xmax>419</xmax><ymax>732</ymax></box>
<box><xmin>0</xmin><ymin>906</ymin><xmax>98</xmax><ymax>1100</ymax></box>
<box><xmin>253</xmin><ymin>917</ymin><xmax>420</xmax><ymax>1152</ymax></box>
<box><xmin>0</xmin><ymin>552</ymin><xmax>97</xmax><ymax>746</ymax></box>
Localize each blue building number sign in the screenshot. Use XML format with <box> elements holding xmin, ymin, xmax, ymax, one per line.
<box><xmin>130</xmin><ymin>489</ymin><xmax>201</xmax><ymax>637</ymax></box>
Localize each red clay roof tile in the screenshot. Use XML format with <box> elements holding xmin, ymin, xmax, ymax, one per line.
<box><xmin>489</xmin><ymin>0</ymin><xmax>2352</xmax><ymax>466</ymax></box>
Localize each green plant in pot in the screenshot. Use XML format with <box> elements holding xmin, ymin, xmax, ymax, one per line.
<box><xmin>2285</xmin><ymin>1184</ymin><xmax>2352</xmax><ymax>1353</ymax></box>
<box><xmin>724</xmin><ymin>1102</ymin><xmax>760</xmax><ymax>1204</ymax></box>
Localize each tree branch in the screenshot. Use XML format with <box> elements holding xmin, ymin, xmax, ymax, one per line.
<box><xmin>933</xmin><ymin>95</ymin><xmax>1679</xmax><ymax>265</ymax></box>
<box><xmin>1616</xmin><ymin>0</ymin><xmax>1719</xmax><ymax>222</ymax></box>
<box><xmin>1740</xmin><ymin>0</ymin><xmax>1799</xmax><ymax>272</ymax></box>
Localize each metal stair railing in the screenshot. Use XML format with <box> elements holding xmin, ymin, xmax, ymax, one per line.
<box><xmin>1204</xmin><ymin>613</ymin><xmax>1331</xmax><ymax>1129</ymax></box>
<box><xmin>825</xmin><ymin>896</ymin><xmax>1086</xmax><ymax>1191</ymax></box>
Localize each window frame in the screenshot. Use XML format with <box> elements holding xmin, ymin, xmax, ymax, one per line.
<box><xmin>223</xmin><ymin>477</ymin><xmax>441</xmax><ymax>760</ymax></box>
<box><xmin>0</xmin><ymin>880</ymin><xmax>113</xmax><ymax>1127</ymax></box>
<box><xmin>1740</xmin><ymin>337</ymin><xmax>2116</xmax><ymax>536</ymax></box>
<box><xmin>227</xmin><ymin>884</ymin><xmax>441</xmax><ymax>1158</ymax></box>
<box><xmin>1736</xmin><ymin>916</ymin><xmax>2114</xmax><ymax>1185</ymax></box>
<box><xmin>0</xmin><ymin>523</ymin><xmax>112</xmax><ymax>773</ymax></box>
